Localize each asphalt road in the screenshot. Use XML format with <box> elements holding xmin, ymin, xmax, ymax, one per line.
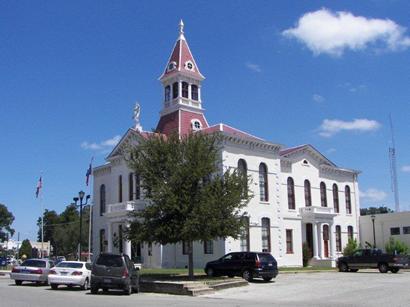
<box><xmin>1</xmin><ymin>271</ymin><xmax>410</xmax><ymax>307</ymax></box>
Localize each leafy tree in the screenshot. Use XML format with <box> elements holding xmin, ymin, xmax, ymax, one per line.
<box><xmin>19</xmin><ymin>239</ymin><xmax>32</xmax><ymax>259</ymax></box>
<box><xmin>37</xmin><ymin>209</ymin><xmax>59</xmax><ymax>251</ymax></box>
<box><xmin>343</xmin><ymin>238</ymin><xmax>359</xmax><ymax>256</ymax></box>
<box><xmin>385</xmin><ymin>237</ymin><xmax>409</xmax><ymax>255</ymax></box>
<box><xmin>360</xmin><ymin>206</ymin><xmax>393</xmax><ymax>216</ymax></box>
<box><xmin>126</xmin><ymin>132</ymin><xmax>251</xmax><ymax>277</ymax></box>
<box><xmin>0</xmin><ymin>203</ymin><xmax>15</xmax><ymax>241</ymax></box>
<box><xmin>302</xmin><ymin>242</ymin><xmax>311</xmax><ymax>267</ymax></box>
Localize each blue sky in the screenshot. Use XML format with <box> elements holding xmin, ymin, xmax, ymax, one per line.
<box><xmin>1</xmin><ymin>0</ymin><xmax>410</xmax><ymax>241</ymax></box>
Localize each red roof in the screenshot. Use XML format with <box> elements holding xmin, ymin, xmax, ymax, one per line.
<box><xmin>279</xmin><ymin>144</ymin><xmax>308</xmax><ymax>156</ymax></box>
<box><xmin>156</xmin><ymin>109</ymin><xmax>209</xmax><ymax>136</ymax></box>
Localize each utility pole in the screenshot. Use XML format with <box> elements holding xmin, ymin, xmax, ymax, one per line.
<box><xmin>389</xmin><ymin>115</ymin><xmax>400</xmax><ymax>212</ymax></box>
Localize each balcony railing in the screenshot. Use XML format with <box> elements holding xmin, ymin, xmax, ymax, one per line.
<box><xmin>106</xmin><ymin>200</ymin><xmax>144</xmax><ymax>215</ymax></box>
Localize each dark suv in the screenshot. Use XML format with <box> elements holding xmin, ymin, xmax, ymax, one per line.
<box><xmin>204</xmin><ymin>252</ymin><xmax>278</xmax><ymax>282</ymax></box>
<box><xmin>91</xmin><ymin>253</ymin><xmax>140</xmax><ymax>295</ymax></box>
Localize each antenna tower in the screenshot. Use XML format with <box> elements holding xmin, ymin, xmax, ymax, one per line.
<box><xmin>389</xmin><ymin>115</ymin><xmax>400</xmax><ymax>212</ymax></box>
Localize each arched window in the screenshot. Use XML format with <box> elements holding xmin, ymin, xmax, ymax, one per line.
<box><xmin>135</xmin><ymin>173</ymin><xmax>141</xmax><ymax>200</ymax></box>
<box><xmin>237</xmin><ymin>159</ymin><xmax>248</xmax><ymax>196</ymax></box>
<box><xmin>100</xmin><ymin>184</ymin><xmax>106</xmax><ymax>215</ymax></box>
<box><xmin>304</xmin><ymin>180</ymin><xmax>312</xmax><ymax>207</ymax></box>
<box><xmin>172</xmin><ymin>82</ymin><xmax>179</xmax><ymax>99</ymax></box>
<box><xmin>348</xmin><ymin>226</ymin><xmax>354</xmax><ymax>240</ymax></box>
<box><xmin>118</xmin><ymin>175</ymin><xmax>123</xmax><ymax>203</ymax></box>
<box><xmin>182</xmin><ymin>82</ymin><xmax>189</xmax><ymax>98</ymax></box>
<box><xmin>164</xmin><ymin>85</ymin><xmax>171</xmax><ymax>102</ymax></box>
<box><xmin>240</xmin><ymin>217</ymin><xmax>250</xmax><ymax>252</ymax></box>
<box><xmin>128</xmin><ymin>173</ymin><xmax>134</xmax><ymax>201</ymax></box>
<box><xmin>335</xmin><ymin>225</ymin><xmax>342</xmax><ymax>252</ymax></box>
<box><xmin>345</xmin><ymin>186</ymin><xmax>352</xmax><ymax>214</ymax></box>
<box><xmin>261</xmin><ymin>218</ymin><xmax>271</xmax><ymax>252</ymax></box>
<box><xmin>191</xmin><ymin>84</ymin><xmax>198</xmax><ymax>101</ymax></box>
<box><xmin>287</xmin><ymin>177</ymin><xmax>295</xmax><ymax>210</ymax></box>
<box><xmin>259</xmin><ymin>163</ymin><xmax>268</xmax><ymax>202</ymax></box>
<box><xmin>320</xmin><ymin>182</ymin><xmax>327</xmax><ymax>207</ymax></box>
<box><xmin>333</xmin><ymin>184</ymin><xmax>339</xmax><ymax>213</ymax></box>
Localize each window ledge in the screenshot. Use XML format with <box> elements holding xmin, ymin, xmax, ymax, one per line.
<box><xmin>260</xmin><ymin>201</ymin><xmax>270</xmax><ymax>205</ymax></box>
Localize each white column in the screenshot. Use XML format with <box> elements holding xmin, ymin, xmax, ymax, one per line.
<box><xmin>188</xmin><ymin>84</ymin><xmax>192</xmax><ymax>100</ymax></box>
<box><xmin>313</xmin><ymin>222</ymin><xmax>319</xmax><ymax>259</ymax></box>
<box><xmin>317</xmin><ymin>223</ymin><xmax>323</xmax><ymax>259</ymax></box>
<box><xmin>178</xmin><ymin>81</ymin><xmax>182</xmax><ymax>98</ymax></box>
<box><xmin>329</xmin><ymin>223</ymin><xmax>335</xmax><ymax>259</ymax></box>
<box><xmin>107</xmin><ymin>222</ymin><xmax>112</xmax><ymax>253</ymax></box>
<box><xmin>124</xmin><ymin>222</ymin><xmax>131</xmax><ymax>258</ymax></box>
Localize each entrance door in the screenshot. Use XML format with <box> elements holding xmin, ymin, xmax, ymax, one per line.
<box><xmin>306</xmin><ymin>223</ymin><xmax>313</xmax><ymax>257</ymax></box>
<box><xmin>323</xmin><ymin>225</ymin><xmax>329</xmax><ymax>258</ymax></box>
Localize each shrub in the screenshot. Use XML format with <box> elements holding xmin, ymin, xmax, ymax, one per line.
<box><xmin>302</xmin><ymin>242</ymin><xmax>311</xmax><ymax>267</ymax></box>
<box><xmin>343</xmin><ymin>238</ymin><xmax>359</xmax><ymax>256</ymax></box>
<box><xmin>385</xmin><ymin>237</ymin><xmax>409</xmax><ymax>255</ymax></box>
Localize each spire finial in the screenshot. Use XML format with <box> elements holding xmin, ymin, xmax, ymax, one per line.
<box><xmin>133</xmin><ymin>102</ymin><xmax>142</xmax><ymax>132</ymax></box>
<box><xmin>179</xmin><ymin>19</ymin><xmax>184</xmax><ymax>35</ymax></box>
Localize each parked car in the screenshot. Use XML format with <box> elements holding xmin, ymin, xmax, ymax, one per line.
<box><xmin>0</xmin><ymin>257</ymin><xmax>7</xmax><ymax>267</ymax></box>
<box><xmin>204</xmin><ymin>251</ymin><xmax>278</xmax><ymax>282</ymax></box>
<box><xmin>337</xmin><ymin>248</ymin><xmax>410</xmax><ymax>273</ymax></box>
<box><xmin>48</xmin><ymin>261</ymin><xmax>91</xmax><ymax>290</ymax></box>
<box><xmin>10</xmin><ymin>258</ymin><xmax>55</xmax><ymax>285</ymax></box>
<box><xmin>90</xmin><ymin>253</ymin><xmax>140</xmax><ymax>295</ymax></box>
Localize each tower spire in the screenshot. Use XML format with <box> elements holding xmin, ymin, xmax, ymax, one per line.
<box><xmin>179</xmin><ymin>19</ymin><xmax>184</xmax><ymax>39</ymax></box>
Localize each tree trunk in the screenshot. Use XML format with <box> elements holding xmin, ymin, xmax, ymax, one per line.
<box><xmin>188</xmin><ymin>241</ymin><xmax>194</xmax><ymax>278</ymax></box>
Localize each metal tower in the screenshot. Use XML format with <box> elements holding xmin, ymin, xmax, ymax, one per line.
<box><xmin>389</xmin><ymin>115</ymin><xmax>400</xmax><ymax>212</ymax></box>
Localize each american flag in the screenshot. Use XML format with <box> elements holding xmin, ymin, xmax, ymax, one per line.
<box><xmin>35</xmin><ymin>176</ymin><xmax>42</xmax><ymax>198</ymax></box>
<box><xmin>86</xmin><ymin>157</ymin><xmax>93</xmax><ymax>186</ymax></box>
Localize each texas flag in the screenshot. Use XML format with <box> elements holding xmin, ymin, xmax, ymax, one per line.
<box><xmin>86</xmin><ymin>157</ymin><xmax>93</xmax><ymax>186</ymax></box>
<box><xmin>35</xmin><ymin>176</ymin><xmax>42</xmax><ymax>198</ymax></box>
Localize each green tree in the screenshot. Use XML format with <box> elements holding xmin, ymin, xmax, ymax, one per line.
<box><xmin>126</xmin><ymin>132</ymin><xmax>251</xmax><ymax>277</ymax></box>
<box><xmin>37</xmin><ymin>209</ymin><xmax>59</xmax><ymax>253</ymax></box>
<box><xmin>360</xmin><ymin>206</ymin><xmax>393</xmax><ymax>216</ymax></box>
<box><xmin>0</xmin><ymin>203</ymin><xmax>15</xmax><ymax>241</ymax></box>
<box><xmin>385</xmin><ymin>237</ymin><xmax>409</xmax><ymax>255</ymax></box>
<box><xmin>343</xmin><ymin>238</ymin><xmax>359</xmax><ymax>256</ymax></box>
<box><xmin>19</xmin><ymin>239</ymin><xmax>32</xmax><ymax>259</ymax></box>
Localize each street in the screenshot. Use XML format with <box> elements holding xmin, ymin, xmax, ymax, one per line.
<box><xmin>1</xmin><ymin>271</ymin><xmax>410</xmax><ymax>306</ymax></box>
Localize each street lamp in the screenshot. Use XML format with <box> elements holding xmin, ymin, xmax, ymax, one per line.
<box><xmin>371</xmin><ymin>214</ymin><xmax>376</xmax><ymax>248</ymax></box>
<box><xmin>73</xmin><ymin>191</ymin><xmax>90</xmax><ymax>261</ymax></box>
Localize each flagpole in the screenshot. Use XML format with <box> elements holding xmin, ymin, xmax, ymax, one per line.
<box><xmin>87</xmin><ymin>157</ymin><xmax>94</xmax><ymax>262</ymax></box>
<box><xmin>40</xmin><ymin>176</ymin><xmax>44</xmax><ymax>259</ymax></box>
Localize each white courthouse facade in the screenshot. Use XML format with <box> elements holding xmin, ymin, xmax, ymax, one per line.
<box><xmin>92</xmin><ymin>22</ymin><xmax>360</xmax><ymax>268</ymax></box>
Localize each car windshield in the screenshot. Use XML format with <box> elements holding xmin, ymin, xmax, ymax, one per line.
<box><xmin>257</xmin><ymin>253</ymin><xmax>275</xmax><ymax>262</ymax></box>
<box><xmin>21</xmin><ymin>260</ymin><xmax>47</xmax><ymax>268</ymax></box>
<box><xmin>56</xmin><ymin>262</ymin><xmax>83</xmax><ymax>269</ymax></box>
<box><xmin>96</xmin><ymin>255</ymin><xmax>123</xmax><ymax>267</ymax></box>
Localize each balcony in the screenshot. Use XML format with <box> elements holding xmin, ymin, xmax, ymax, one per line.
<box><xmin>299</xmin><ymin>206</ymin><xmax>336</xmax><ymax>222</ymax></box>
<box><xmin>105</xmin><ymin>200</ymin><xmax>145</xmax><ymax>217</ymax></box>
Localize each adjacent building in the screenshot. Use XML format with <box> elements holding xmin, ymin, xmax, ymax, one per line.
<box><xmin>92</xmin><ymin>21</ymin><xmax>360</xmax><ymax>268</ymax></box>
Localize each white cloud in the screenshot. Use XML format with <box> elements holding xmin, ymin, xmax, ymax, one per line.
<box><xmin>318</xmin><ymin>118</ymin><xmax>381</xmax><ymax>137</ymax></box>
<box><xmin>245</xmin><ymin>62</ymin><xmax>262</xmax><ymax>73</ymax></box>
<box><xmin>282</xmin><ymin>8</ymin><xmax>410</xmax><ymax>56</ymax></box>
<box><xmin>360</xmin><ymin>188</ymin><xmax>387</xmax><ymax>202</ymax></box>
<box><xmin>402</xmin><ymin>165</ymin><xmax>410</xmax><ymax>173</ymax></box>
<box><xmin>313</xmin><ymin>94</ymin><xmax>325</xmax><ymax>103</ymax></box>
<box><xmin>81</xmin><ymin>135</ymin><xmax>121</xmax><ymax>152</ymax></box>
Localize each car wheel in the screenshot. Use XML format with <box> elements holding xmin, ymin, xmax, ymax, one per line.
<box><xmin>263</xmin><ymin>277</ymin><xmax>272</xmax><ymax>282</ymax></box>
<box><xmin>227</xmin><ymin>274</ymin><xmax>234</xmax><ymax>278</ymax></box>
<box><xmin>102</xmin><ymin>288</ymin><xmax>108</xmax><ymax>293</ymax></box>
<box><xmin>123</xmin><ymin>284</ymin><xmax>132</xmax><ymax>295</ymax></box>
<box><xmin>90</xmin><ymin>286</ymin><xmax>99</xmax><ymax>294</ymax></box>
<box><xmin>349</xmin><ymin>269</ymin><xmax>359</xmax><ymax>272</ymax></box>
<box><xmin>15</xmin><ymin>280</ymin><xmax>22</xmax><ymax>286</ymax></box>
<box><xmin>206</xmin><ymin>267</ymin><xmax>214</xmax><ymax>277</ymax></box>
<box><xmin>391</xmin><ymin>268</ymin><xmax>400</xmax><ymax>273</ymax></box>
<box><xmin>242</xmin><ymin>269</ymin><xmax>253</xmax><ymax>282</ymax></box>
<box><xmin>338</xmin><ymin>262</ymin><xmax>349</xmax><ymax>272</ymax></box>
<box><xmin>51</xmin><ymin>284</ymin><xmax>58</xmax><ymax>290</ymax></box>
<box><xmin>379</xmin><ymin>263</ymin><xmax>389</xmax><ymax>273</ymax></box>
<box><xmin>80</xmin><ymin>278</ymin><xmax>89</xmax><ymax>290</ymax></box>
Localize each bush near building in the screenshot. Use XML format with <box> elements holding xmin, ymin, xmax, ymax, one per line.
<box><xmin>385</xmin><ymin>237</ymin><xmax>409</xmax><ymax>255</ymax></box>
<box><xmin>343</xmin><ymin>238</ymin><xmax>359</xmax><ymax>256</ymax></box>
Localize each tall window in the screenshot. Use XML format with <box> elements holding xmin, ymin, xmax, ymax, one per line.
<box><xmin>345</xmin><ymin>185</ymin><xmax>352</xmax><ymax>214</ymax></box>
<box><xmin>304</xmin><ymin>180</ymin><xmax>312</xmax><ymax>207</ymax></box>
<box><xmin>240</xmin><ymin>217</ymin><xmax>250</xmax><ymax>252</ymax></box>
<box><xmin>128</xmin><ymin>173</ymin><xmax>134</xmax><ymax>201</ymax></box>
<box><xmin>135</xmin><ymin>173</ymin><xmax>141</xmax><ymax>200</ymax></box>
<box><xmin>118</xmin><ymin>175</ymin><xmax>123</xmax><ymax>202</ymax></box>
<box><xmin>172</xmin><ymin>82</ymin><xmax>179</xmax><ymax>99</ymax></box>
<box><xmin>118</xmin><ymin>225</ymin><xmax>123</xmax><ymax>253</ymax></box>
<box><xmin>286</xmin><ymin>229</ymin><xmax>293</xmax><ymax>254</ymax></box>
<box><xmin>182</xmin><ymin>82</ymin><xmax>189</xmax><ymax>98</ymax></box>
<box><xmin>100</xmin><ymin>184</ymin><xmax>106</xmax><ymax>215</ymax></box>
<box><xmin>100</xmin><ymin>229</ymin><xmax>106</xmax><ymax>253</ymax></box>
<box><xmin>320</xmin><ymin>182</ymin><xmax>327</xmax><ymax>207</ymax></box>
<box><xmin>336</xmin><ymin>225</ymin><xmax>342</xmax><ymax>252</ymax></box>
<box><xmin>164</xmin><ymin>85</ymin><xmax>170</xmax><ymax>102</ymax></box>
<box><xmin>287</xmin><ymin>177</ymin><xmax>295</xmax><ymax>210</ymax></box>
<box><xmin>259</xmin><ymin>163</ymin><xmax>268</xmax><ymax>202</ymax></box>
<box><xmin>191</xmin><ymin>84</ymin><xmax>198</xmax><ymax>101</ymax></box>
<box><xmin>333</xmin><ymin>184</ymin><xmax>339</xmax><ymax>213</ymax></box>
<box><xmin>261</xmin><ymin>218</ymin><xmax>271</xmax><ymax>252</ymax></box>
<box><xmin>348</xmin><ymin>226</ymin><xmax>353</xmax><ymax>240</ymax></box>
<box><xmin>203</xmin><ymin>240</ymin><xmax>213</xmax><ymax>254</ymax></box>
<box><xmin>237</xmin><ymin>159</ymin><xmax>248</xmax><ymax>196</ymax></box>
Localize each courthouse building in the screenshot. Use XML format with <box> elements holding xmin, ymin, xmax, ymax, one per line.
<box><xmin>92</xmin><ymin>22</ymin><xmax>360</xmax><ymax>268</ymax></box>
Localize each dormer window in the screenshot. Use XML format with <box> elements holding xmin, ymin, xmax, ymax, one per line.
<box><xmin>191</xmin><ymin>119</ymin><xmax>202</xmax><ymax>131</ymax></box>
<box><xmin>185</xmin><ymin>61</ymin><xmax>194</xmax><ymax>71</ymax></box>
<box><xmin>168</xmin><ymin>61</ymin><xmax>177</xmax><ymax>71</ymax></box>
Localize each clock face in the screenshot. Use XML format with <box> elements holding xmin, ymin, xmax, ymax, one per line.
<box><xmin>185</xmin><ymin>61</ymin><xmax>194</xmax><ymax>70</ymax></box>
<box><xmin>187</xmin><ymin>62</ymin><xmax>193</xmax><ymax>69</ymax></box>
<box><xmin>168</xmin><ymin>62</ymin><xmax>176</xmax><ymax>71</ymax></box>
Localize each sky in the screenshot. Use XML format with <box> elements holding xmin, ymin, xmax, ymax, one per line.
<box><xmin>1</xmin><ymin>0</ymin><xmax>410</xmax><ymax>241</ymax></box>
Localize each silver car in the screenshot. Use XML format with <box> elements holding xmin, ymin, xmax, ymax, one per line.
<box><xmin>10</xmin><ymin>258</ymin><xmax>55</xmax><ymax>285</ymax></box>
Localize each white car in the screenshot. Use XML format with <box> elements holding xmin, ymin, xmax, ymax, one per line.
<box><xmin>48</xmin><ymin>261</ymin><xmax>91</xmax><ymax>290</ymax></box>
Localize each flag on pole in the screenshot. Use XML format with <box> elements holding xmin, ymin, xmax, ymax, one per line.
<box><xmin>86</xmin><ymin>157</ymin><xmax>94</xmax><ymax>186</ymax></box>
<box><xmin>35</xmin><ymin>176</ymin><xmax>42</xmax><ymax>198</ymax></box>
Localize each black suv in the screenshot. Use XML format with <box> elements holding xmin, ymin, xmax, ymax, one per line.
<box><xmin>204</xmin><ymin>252</ymin><xmax>278</xmax><ymax>282</ymax></box>
<box><xmin>91</xmin><ymin>253</ymin><xmax>140</xmax><ymax>295</ymax></box>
